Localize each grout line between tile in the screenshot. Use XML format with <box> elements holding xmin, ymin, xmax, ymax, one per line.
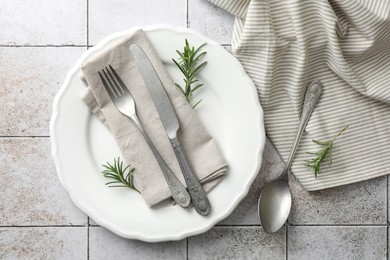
<box><xmin>2</xmin><ymin>224</ymin><xmax>386</xmax><ymax>229</ymax></box>
<box><xmin>87</xmin><ymin>217</ymin><xmax>90</xmax><ymax>260</ymax></box>
<box><xmin>215</xmin><ymin>224</ymin><xmax>261</xmax><ymax>227</ymax></box>
<box><xmin>86</xmin><ymin>0</ymin><xmax>89</xmax><ymax>47</ymax></box>
<box><xmin>0</xmin><ymin>225</ymin><xmax>87</xmax><ymax>228</ymax></box>
<box><xmin>0</xmin><ymin>45</ymin><xmax>87</xmax><ymax>48</ymax></box>
<box><xmin>186</xmin><ymin>0</ymin><xmax>189</xmax><ymax>28</ymax></box>
<box><xmin>0</xmin><ymin>136</ymin><xmax>49</xmax><ymax>138</ymax></box>
<box><xmin>386</xmin><ymin>226</ymin><xmax>389</xmax><ymax>259</ymax></box>
<box><xmin>387</xmin><ymin>175</ymin><xmax>389</xmax><ymax>259</ymax></box>
<box><xmin>186</xmin><ymin>237</ymin><xmax>189</xmax><ymax>260</ymax></box>
<box><xmin>215</xmin><ymin>224</ymin><xmax>388</xmax><ymax>228</ymax></box>
<box><xmin>285</xmin><ymin>225</ymin><xmax>288</xmax><ymax>260</ymax></box>
<box><xmin>288</xmin><ymin>224</ymin><xmax>388</xmax><ymax>227</ymax></box>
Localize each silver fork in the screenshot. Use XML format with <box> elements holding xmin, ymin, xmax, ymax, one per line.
<box><xmin>98</xmin><ymin>65</ymin><xmax>191</xmax><ymax>208</ymax></box>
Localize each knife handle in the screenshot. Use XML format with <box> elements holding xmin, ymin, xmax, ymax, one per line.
<box><xmin>171</xmin><ymin>137</ymin><xmax>211</xmax><ymax>216</ymax></box>
<box><xmin>130</xmin><ymin>115</ymin><xmax>191</xmax><ymax>208</ymax></box>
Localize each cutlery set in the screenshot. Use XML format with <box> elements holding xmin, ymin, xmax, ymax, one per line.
<box><xmin>98</xmin><ymin>44</ymin><xmax>211</xmax><ymax>216</ymax></box>
<box><xmin>97</xmin><ymin>41</ymin><xmax>322</xmax><ymax>225</ymax></box>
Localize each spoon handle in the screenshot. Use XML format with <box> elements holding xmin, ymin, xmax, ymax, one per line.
<box><xmin>284</xmin><ymin>80</ymin><xmax>323</xmax><ymax>173</ymax></box>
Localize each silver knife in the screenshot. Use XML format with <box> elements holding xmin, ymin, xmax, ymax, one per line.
<box><xmin>130</xmin><ymin>44</ymin><xmax>211</xmax><ymax>216</ymax></box>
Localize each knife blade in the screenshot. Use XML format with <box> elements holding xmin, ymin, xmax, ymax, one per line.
<box><xmin>130</xmin><ymin>44</ymin><xmax>211</xmax><ymax>216</ymax></box>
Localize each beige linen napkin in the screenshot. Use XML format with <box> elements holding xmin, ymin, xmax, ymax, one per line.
<box><xmin>80</xmin><ymin>30</ymin><xmax>227</xmax><ymax>207</ymax></box>
<box><xmin>209</xmin><ymin>0</ymin><xmax>390</xmax><ymax>189</ymax></box>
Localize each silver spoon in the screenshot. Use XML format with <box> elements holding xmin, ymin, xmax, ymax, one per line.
<box><xmin>258</xmin><ymin>80</ymin><xmax>323</xmax><ymax>233</ymax></box>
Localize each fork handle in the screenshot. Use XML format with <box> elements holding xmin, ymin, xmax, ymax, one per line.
<box><xmin>171</xmin><ymin>137</ymin><xmax>211</xmax><ymax>216</ymax></box>
<box><xmin>130</xmin><ymin>115</ymin><xmax>191</xmax><ymax>208</ymax></box>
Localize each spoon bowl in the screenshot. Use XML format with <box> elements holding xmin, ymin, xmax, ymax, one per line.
<box><xmin>258</xmin><ymin>178</ymin><xmax>291</xmax><ymax>233</ymax></box>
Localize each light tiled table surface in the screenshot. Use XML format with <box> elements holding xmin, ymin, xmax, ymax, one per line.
<box><xmin>0</xmin><ymin>0</ymin><xmax>388</xmax><ymax>259</ymax></box>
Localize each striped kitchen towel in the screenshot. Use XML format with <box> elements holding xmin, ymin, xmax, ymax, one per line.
<box><xmin>209</xmin><ymin>0</ymin><xmax>390</xmax><ymax>190</ymax></box>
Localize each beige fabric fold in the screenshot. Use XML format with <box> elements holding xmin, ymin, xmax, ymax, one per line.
<box><xmin>80</xmin><ymin>30</ymin><xmax>227</xmax><ymax>206</ymax></box>
<box><xmin>209</xmin><ymin>0</ymin><xmax>390</xmax><ymax>190</ymax></box>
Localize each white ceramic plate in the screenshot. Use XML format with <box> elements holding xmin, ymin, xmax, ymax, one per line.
<box><xmin>50</xmin><ymin>25</ymin><xmax>265</xmax><ymax>242</ymax></box>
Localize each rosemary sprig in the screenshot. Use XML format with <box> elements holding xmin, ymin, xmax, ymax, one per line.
<box><xmin>304</xmin><ymin>125</ymin><xmax>349</xmax><ymax>178</ymax></box>
<box><xmin>101</xmin><ymin>157</ymin><xmax>139</xmax><ymax>192</ymax></box>
<box><xmin>172</xmin><ymin>39</ymin><xmax>207</xmax><ymax>108</ymax></box>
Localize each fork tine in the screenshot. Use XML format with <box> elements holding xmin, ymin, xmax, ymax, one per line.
<box><xmin>103</xmin><ymin>68</ymin><xmax>122</xmax><ymax>97</ymax></box>
<box><xmin>108</xmin><ymin>65</ymin><xmax>129</xmax><ymax>94</ymax></box>
<box><xmin>105</xmin><ymin>67</ymin><xmax>123</xmax><ymax>96</ymax></box>
<box><xmin>99</xmin><ymin>71</ymin><xmax>117</xmax><ymax>99</ymax></box>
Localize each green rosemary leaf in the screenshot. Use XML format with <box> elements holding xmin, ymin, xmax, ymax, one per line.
<box><xmin>304</xmin><ymin>125</ymin><xmax>348</xmax><ymax>178</ymax></box>
<box><xmin>192</xmin><ymin>61</ymin><xmax>207</xmax><ymax>76</ymax></box>
<box><xmin>193</xmin><ymin>43</ymin><xmax>207</xmax><ymax>56</ymax></box>
<box><xmin>105</xmin><ymin>181</ymin><xmax>121</xmax><ymax>185</ymax></box>
<box><xmin>176</xmin><ymin>50</ymin><xmax>184</xmax><ymax>59</ymax></box>
<box><xmin>174</xmin><ymin>83</ymin><xmax>185</xmax><ymax>95</ymax></box>
<box><xmin>190</xmin><ymin>84</ymin><xmax>204</xmax><ymax>94</ymax></box>
<box><xmin>101</xmin><ymin>157</ymin><xmax>139</xmax><ymax>193</ymax></box>
<box><xmin>192</xmin><ymin>53</ymin><xmax>207</xmax><ymax>66</ymax></box>
<box><xmin>312</xmin><ymin>139</ymin><xmax>329</xmax><ymax>145</ymax></box>
<box><xmin>328</xmin><ymin>143</ymin><xmax>333</xmax><ymax>167</ymax></box>
<box><xmin>192</xmin><ymin>99</ymin><xmax>203</xmax><ymax>109</ymax></box>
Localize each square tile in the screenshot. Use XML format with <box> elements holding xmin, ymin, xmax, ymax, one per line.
<box><xmin>89</xmin><ymin>227</ymin><xmax>186</xmax><ymax>260</ymax></box>
<box><xmin>0</xmin><ymin>227</ymin><xmax>86</xmax><ymax>259</ymax></box>
<box><xmin>0</xmin><ymin>0</ymin><xmax>86</xmax><ymax>45</ymax></box>
<box><xmin>289</xmin><ymin>175</ymin><xmax>387</xmax><ymax>225</ymax></box>
<box><xmin>0</xmin><ymin>47</ymin><xmax>85</xmax><ymax>136</ymax></box>
<box><xmin>89</xmin><ymin>0</ymin><xmax>187</xmax><ymax>45</ymax></box>
<box><xmin>219</xmin><ymin>138</ymin><xmax>285</xmax><ymax>225</ymax></box>
<box><xmin>0</xmin><ymin>138</ymin><xmax>87</xmax><ymax>225</ymax></box>
<box><xmin>188</xmin><ymin>0</ymin><xmax>234</xmax><ymax>44</ymax></box>
<box><xmin>188</xmin><ymin>227</ymin><xmax>286</xmax><ymax>259</ymax></box>
<box><xmin>288</xmin><ymin>226</ymin><xmax>387</xmax><ymax>260</ymax></box>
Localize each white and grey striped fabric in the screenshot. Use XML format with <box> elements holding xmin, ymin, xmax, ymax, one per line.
<box><xmin>209</xmin><ymin>0</ymin><xmax>390</xmax><ymax>190</ymax></box>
